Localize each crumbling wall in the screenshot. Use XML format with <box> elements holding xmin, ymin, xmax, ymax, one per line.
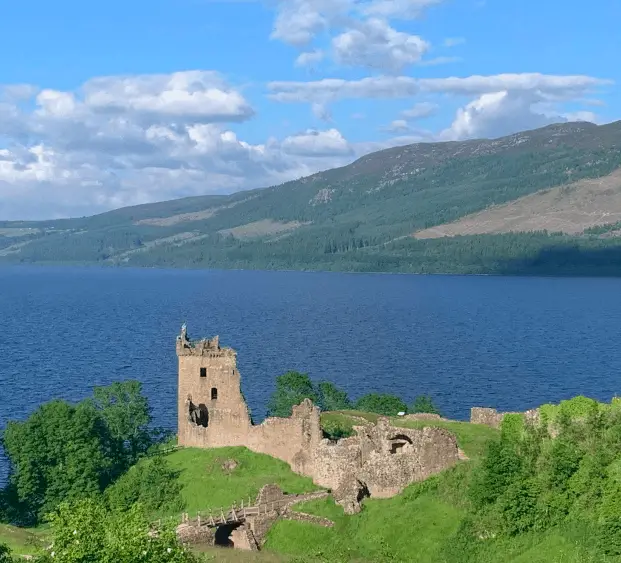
<box><xmin>470</xmin><ymin>407</ymin><xmax>540</xmax><ymax>429</ymax></box>
<box><xmin>310</xmin><ymin>418</ymin><xmax>460</xmax><ymax>508</ymax></box>
<box><xmin>176</xmin><ymin>328</ymin><xmax>462</xmax><ymax>509</ymax></box>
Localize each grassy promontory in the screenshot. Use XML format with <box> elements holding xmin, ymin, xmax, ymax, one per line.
<box><xmin>4</xmin><ymin>378</ymin><xmax>621</xmax><ymax>562</ymax></box>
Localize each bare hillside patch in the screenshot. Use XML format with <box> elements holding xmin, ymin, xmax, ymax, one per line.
<box><xmin>110</xmin><ymin>232</ymin><xmax>209</xmax><ymax>262</ymax></box>
<box><xmin>218</xmin><ymin>219</ymin><xmax>309</xmax><ymax>240</ymax></box>
<box><xmin>0</xmin><ymin>228</ymin><xmax>40</xmax><ymax>237</ymax></box>
<box><xmin>135</xmin><ymin>195</ymin><xmax>259</xmax><ymax>227</ymax></box>
<box><xmin>413</xmin><ymin>168</ymin><xmax>621</xmax><ymax>238</ymax></box>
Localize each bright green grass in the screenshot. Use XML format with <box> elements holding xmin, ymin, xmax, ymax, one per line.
<box><xmin>161</xmin><ymin>447</ymin><xmax>320</xmax><ymax>518</ymax></box>
<box><xmin>265</xmin><ymin>491</ymin><xmax>465</xmax><ymax>562</ymax></box>
<box><xmin>459</xmin><ymin>525</ymin><xmax>620</xmax><ymax>563</ymax></box>
<box><xmin>0</xmin><ymin>523</ymin><xmax>48</xmax><ymax>556</ymax></box>
<box><xmin>265</xmin><ymin>461</ymin><xmax>616</xmax><ymax>563</ymax></box>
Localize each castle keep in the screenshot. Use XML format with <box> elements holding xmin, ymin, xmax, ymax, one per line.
<box><xmin>176</xmin><ymin>325</ymin><xmax>460</xmax><ymax>511</ymax></box>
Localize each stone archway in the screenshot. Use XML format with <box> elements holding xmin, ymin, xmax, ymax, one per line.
<box><xmin>214</xmin><ymin>523</ymin><xmax>241</xmax><ymax>547</ymax></box>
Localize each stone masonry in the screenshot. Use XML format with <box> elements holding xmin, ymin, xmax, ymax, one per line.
<box><xmin>470</xmin><ymin>406</ymin><xmax>541</xmax><ymax>429</ymax></box>
<box><xmin>176</xmin><ymin>326</ymin><xmax>461</xmax><ymax>512</ymax></box>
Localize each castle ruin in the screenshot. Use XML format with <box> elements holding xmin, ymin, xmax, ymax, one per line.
<box><xmin>176</xmin><ymin>325</ymin><xmax>461</xmax><ymax>512</ymax></box>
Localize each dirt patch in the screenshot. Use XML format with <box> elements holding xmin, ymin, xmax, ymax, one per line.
<box><xmin>218</xmin><ymin>220</ymin><xmax>309</xmax><ymax>240</ymax></box>
<box><xmin>135</xmin><ymin>195</ymin><xmax>259</xmax><ymax>227</ymax></box>
<box><xmin>413</xmin><ymin>167</ymin><xmax>621</xmax><ymax>238</ymax></box>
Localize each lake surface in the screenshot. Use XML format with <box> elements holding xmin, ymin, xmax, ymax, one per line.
<box><xmin>1</xmin><ymin>266</ymin><xmax>621</xmax><ymax>480</ymax></box>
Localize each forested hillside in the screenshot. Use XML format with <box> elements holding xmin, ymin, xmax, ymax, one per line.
<box><xmin>2</xmin><ymin>120</ymin><xmax>621</xmax><ymax>275</ymax></box>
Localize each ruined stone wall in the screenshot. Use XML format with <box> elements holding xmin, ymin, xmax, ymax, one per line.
<box><xmin>470</xmin><ymin>407</ymin><xmax>540</xmax><ymax>429</ymax></box>
<box><xmin>176</xmin><ymin>328</ymin><xmax>462</xmax><ymax>507</ymax></box>
<box><xmin>311</xmin><ymin>420</ymin><xmax>460</xmax><ymax>498</ymax></box>
<box><xmin>177</xmin><ymin>330</ymin><xmax>321</xmax><ymax>477</ymax></box>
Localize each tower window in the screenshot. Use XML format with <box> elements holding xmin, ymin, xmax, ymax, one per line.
<box><xmin>211</xmin><ymin>387</ymin><xmax>218</xmax><ymax>400</ymax></box>
<box><xmin>200</xmin><ymin>368</ymin><xmax>207</xmax><ymax>378</ymax></box>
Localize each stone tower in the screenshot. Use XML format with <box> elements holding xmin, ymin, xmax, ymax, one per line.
<box><xmin>176</xmin><ymin>324</ymin><xmax>251</xmax><ymax>447</ymax></box>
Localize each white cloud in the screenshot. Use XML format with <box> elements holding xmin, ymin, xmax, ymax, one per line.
<box><xmin>269</xmin><ymin>0</ymin><xmax>443</xmax><ymax>70</ymax></box>
<box><xmin>383</xmin><ymin>119</ymin><xmax>411</xmax><ymax>132</ymax></box>
<box><xmin>0</xmin><ymin>72</ymin><xmax>358</xmax><ymax>219</ymax></box>
<box><xmin>281</xmin><ymin>128</ymin><xmax>354</xmax><ymax>157</ymax></box>
<box><xmin>439</xmin><ymin>90</ymin><xmax>600</xmax><ymax>141</ymax></box>
<box><xmin>401</xmin><ymin>101</ymin><xmax>438</xmax><ymax>119</ymax></box>
<box><xmin>332</xmin><ymin>19</ymin><xmax>429</xmax><ymax>72</ymax></box>
<box><xmin>82</xmin><ymin>71</ymin><xmax>254</xmax><ymax>123</ymax></box>
<box><xmin>270</xmin><ymin>0</ymin><xmax>351</xmax><ymax>46</ymax></box>
<box><xmin>268</xmin><ymin>73</ymin><xmax>610</xmax><ymax>104</ymax></box>
<box><xmin>295</xmin><ymin>49</ymin><xmax>325</xmax><ymax>67</ymax></box>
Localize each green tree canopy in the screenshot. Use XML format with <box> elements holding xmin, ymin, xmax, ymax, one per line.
<box><xmin>1</xmin><ymin>399</ymin><xmax>117</xmax><ymax>522</ymax></box>
<box><xmin>36</xmin><ymin>498</ymin><xmax>197</xmax><ymax>563</ymax></box>
<box><xmin>316</xmin><ymin>381</ymin><xmax>351</xmax><ymax>412</ymax></box>
<box><xmin>266</xmin><ymin>371</ymin><xmax>319</xmax><ymax>417</ymax></box>
<box><xmin>411</xmin><ymin>395</ymin><xmax>441</xmax><ymax>416</ymax></box>
<box><xmin>87</xmin><ymin>380</ymin><xmax>153</xmax><ymax>468</ymax></box>
<box><xmin>354</xmin><ymin>393</ymin><xmax>408</xmax><ymax>417</ymax></box>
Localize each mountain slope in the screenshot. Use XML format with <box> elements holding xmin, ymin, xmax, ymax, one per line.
<box><xmin>1</xmin><ymin>121</ymin><xmax>621</xmax><ymax>275</ymax></box>
<box><xmin>414</xmin><ymin>168</ymin><xmax>621</xmax><ymax>238</ymax></box>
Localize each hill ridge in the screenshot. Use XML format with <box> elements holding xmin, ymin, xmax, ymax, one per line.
<box><xmin>2</xmin><ymin>120</ymin><xmax>621</xmax><ymax>275</ymax></box>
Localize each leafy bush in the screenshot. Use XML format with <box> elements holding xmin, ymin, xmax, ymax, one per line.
<box><xmin>316</xmin><ymin>381</ymin><xmax>351</xmax><ymax>411</ymax></box>
<box><xmin>500</xmin><ymin>413</ymin><xmax>525</xmax><ymax>442</ymax></box>
<box><xmin>410</xmin><ymin>395</ymin><xmax>441</xmax><ymax>416</ymax></box>
<box><xmin>105</xmin><ymin>456</ymin><xmax>184</xmax><ymax>516</ymax></box>
<box><xmin>0</xmin><ymin>544</ymin><xmax>12</xmax><ymax>563</ymax></box>
<box><xmin>355</xmin><ymin>393</ymin><xmax>408</xmax><ymax>417</ymax></box>
<box><xmin>37</xmin><ymin>498</ymin><xmax>197</xmax><ymax>563</ymax></box>
<box><xmin>266</xmin><ymin>371</ymin><xmax>319</xmax><ymax>417</ymax></box>
<box><xmin>469</xmin><ymin>439</ymin><xmax>523</xmax><ymax>508</ymax></box>
<box><xmin>321</xmin><ymin>419</ymin><xmax>355</xmax><ymax>441</ymax></box>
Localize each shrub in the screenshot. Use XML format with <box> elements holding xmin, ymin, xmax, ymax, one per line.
<box><xmin>105</xmin><ymin>456</ymin><xmax>184</xmax><ymax>516</ymax></box>
<box><xmin>316</xmin><ymin>381</ymin><xmax>351</xmax><ymax>411</ymax></box>
<box><xmin>469</xmin><ymin>440</ymin><xmax>523</xmax><ymax>508</ymax></box>
<box><xmin>355</xmin><ymin>393</ymin><xmax>407</xmax><ymax>417</ymax></box>
<box><xmin>266</xmin><ymin>371</ymin><xmax>319</xmax><ymax>417</ymax></box>
<box><xmin>410</xmin><ymin>395</ymin><xmax>441</xmax><ymax>416</ymax></box>
<box><xmin>0</xmin><ymin>544</ymin><xmax>12</xmax><ymax>563</ymax></box>
<box><xmin>322</xmin><ymin>419</ymin><xmax>355</xmax><ymax>441</ymax></box>
<box><xmin>500</xmin><ymin>413</ymin><xmax>525</xmax><ymax>443</ymax></box>
<box><xmin>500</xmin><ymin>477</ymin><xmax>541</xmax><ymax>535</ymax></box>
<box><xmin>37</xmin><ymin>498</ymin><xmax>197</xmax><ymax>563</ymax></box>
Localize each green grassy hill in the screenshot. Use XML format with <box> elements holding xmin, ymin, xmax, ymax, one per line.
<box><xmin>2</xmin><ymin>121</ymin><xmax>621</xmax><ymax>275</ymax></box>
<box><xmin>6</xmin><ymin>402</ymin><xmax>621</xmax><ymax>562</ymax></box>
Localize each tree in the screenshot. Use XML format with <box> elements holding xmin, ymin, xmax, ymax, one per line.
<box><xmin>1</xmin><ymin>399</ymin><xmax>117</xmax><ymax>522</ymax></box>
<box><xmin>317</xmin><ymin>381</ymin><xmax>351</xmax><ymax>412</ymax></box>
<box><xmin>266</xmin><ymin>371</ymin><xmax>319</xmax><ymax>417</ymax></box>
<box><xmin>411</xmin><ymin>395</ymin><xmax>441</xmax><ymax>416</ymax></box>
<box><xmin>87</xmin><ymin>380</ymin><xmax>153</xmax><ymax>468</ymax></box>
<box><xmin>355</xmin><ymin>393</ymin><xmax>407</xmax><ymax>417</ymax></box>
<box><xmin>37</xmin><ymin>498</ymin><xmax>197</xmax><ymax>563</ymax></box>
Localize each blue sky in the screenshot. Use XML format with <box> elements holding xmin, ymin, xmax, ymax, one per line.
<box><xmin>0</xmin><ymin>0</ymin><xmax>618</xmax><ymax>219</ymax></box>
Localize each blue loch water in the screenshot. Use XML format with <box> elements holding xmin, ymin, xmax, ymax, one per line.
<box><xmin>1</xmin><ymin>265</ymin><xmax>621</xmax><ymax>480</ymax></box>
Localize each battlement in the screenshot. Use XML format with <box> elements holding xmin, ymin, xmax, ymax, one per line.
<box><xmin>176</xmin><ymin>324</ymin><xmax>236</xmax><ymax>358</ymax></box>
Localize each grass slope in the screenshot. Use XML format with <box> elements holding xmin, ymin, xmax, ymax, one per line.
<box><xmin>161</xmin><ymin>447</ymin><xmax>320</xmax><ymax>517</ymax></box>
<box><xmin>0</xmin><ymin>524</ymin><xmax>48</xmax><ymax>556</ymax></box>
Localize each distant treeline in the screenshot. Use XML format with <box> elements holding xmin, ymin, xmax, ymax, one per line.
<box><xmin>7</xmin><ymin>228</ymin><xmax>621</xmax><ymax>277</ymax></box>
